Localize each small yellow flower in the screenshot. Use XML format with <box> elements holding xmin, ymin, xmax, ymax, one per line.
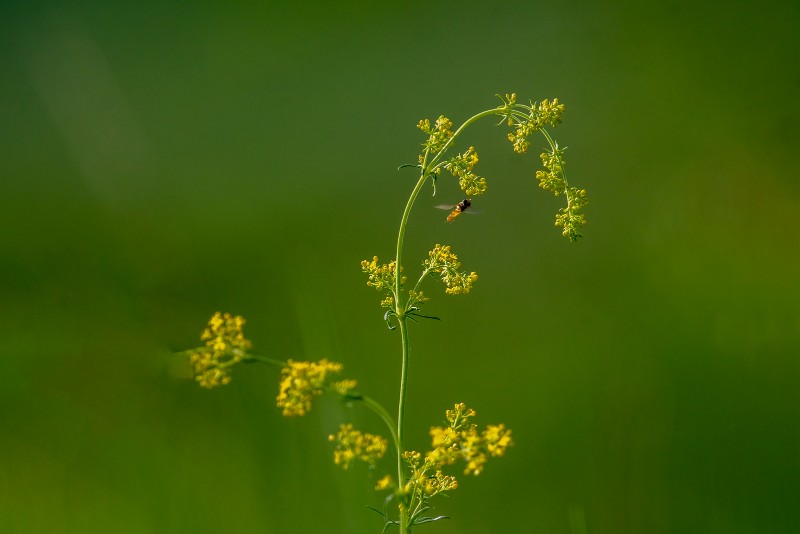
<box><xmin>426</xmin><ymin>426</ymin><xmax>459</xmax><ymax>468</ymax></box>
<box><xmin>460</xmin><ymin>427</ymin><xmax>488</xmax><ymax>476</ymax></box>
<box><xmin>276</xmin><ymin>359</ymin><xmax>345</xmax><ymax>416</ymax></box>
<box><xmin>538</xmin><ymin>98</ymin><xmax>566</xmax><ymax>126</ymax></box>
<box><xmin>417</xmin><ymin>115</ymin><xmax>453</xmax><ymax>154</ymax></box>
<box><xmin>407</xmin><ymin>290</ymin><xmax>428</xmax><ymax>305</ymax></box>
<box><xmin>331</xmin><ymin>379</ymin><xmax>358</xmax><ymax>396</ymax></box>
<box><xmin>361</xmin><ymin>256</ymin><xmax>404</xmax><ymax>306</ymax></box>
<box><xmin>375</xmin><ymin>475</ymin><xmax>393</xmax><ymax>491</ymax></box>
<box><xmin>402</xmin><ymin>450</ymin><xmax>422</xmax><ymax>465</ymax></box>
<box><xmin>430</xmin><ymin>426</ymin><xmax>459</xmax><ymax>448</ymax></box>
<box><xmin>446</xmin><ymin>402</ymin><xmax>476</xmax><ymax>428</ymax></box>
<box><xmin>423</xmin><ymin>245</ymin><xmax>479</xmax><ymax>296</ymax></box>
<box><xmin>555</xmin><ymin>187</ymin><xmax>588</xmax><ymax>242</ymax></box>
<box><xmin>190</xmin><ymin>312</ymin><xmax>252</xmax><ymax>388</ymax></box>
<box><xmin>483</xmin><ymin>424</ymin><xmax>513</xmax><ymax>457</ymax></box>
<box><xmin>443</xmin><ymin>146</ymin><xmax>488</xmax><ymax>197</ymax></box>
<box><xmin>536</xmin><ymin>146</ymin><xmax>567</xmax><ymax>195</ymax></box>
<box><xmin>329</xmin><ymin>423</ymin><xmax>388</xmax><ymax>469</ymax></box>
<box><xmin>424</xmin><ymin>471</ymin><xmax>458</xmax><ymax>495</ymax></box>
<box><xmin>506</xmin><ymin>98</ymin><xmax>566</xmax><ymax>155</ymax></box>
<box><xmin>424</xmin><ymin>404</ymin><xmax>512</xmax><ymax>479</ymax></box>
<box><xmin>418</xmin><ymin>115</ymin><xmax>454</xmax><ymax>153</ymax></box>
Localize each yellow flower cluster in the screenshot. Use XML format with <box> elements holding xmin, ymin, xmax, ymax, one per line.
<box><xmin>362</xmin><ymin>256</ymin><xmax>403</xmax><ymax>294</ymax></box>
<box><xmin>417</xmin><ymin>115</ymin><xmax>454</xmax><ymax>154</ymax></box>
<box><xmin>427</xmin><ymin>243</ymin><xmax>459</xmax><ymax>266</ymax></box>
<box><xmin>331</xmin><ymin>379</ymin><xmax>358</xmax><ymax>396</ymax></box>
<box><xmin>361</xmin><ymin>256</ymin><xmax>408</xmax><ymax>308</ymax></box>
<box><xmin>399</xmin><ymin>403</ymin><xmax>512</xmax><ymax>512</ymax></box>
<box><xmin>375</xmin><ymin>474</ymin><xmax>393</xmax><ymax>491</ymax></box>
<box><xmin>423</xmin><ymin>244</ymin><xmax>478</xmax><ymax>295</ymax></box>
<box><xmin>536</xmin><ymin>145</ymin><xmax>567</xmax><ymax>194</ymax></box>
<box><xmin>499</xmin><ymin>92</ymin><xmax>587</xmax><ymax>241</ymax></box>
<box><xmin>443</xmin><ymin>146</ymin><xmax>488</xmax><ymax>197</ymax></box>
<box><xmin>426</xmin><ymin>403</ymin><xmax>513</xmax><ymax>475</ymax></box>
<box><xmin>189</xmin><ymin>312</ymin><xmax>252</xmax><ymax>389</ymax></box>
<box><xmin>556</xmin><ymin>187</ymin><xmax>589</xmax><ymax>242</ymax></box>
<box><xmin>329</xmin><ymin>423</ymin><xmax>388</xmax><ymax>469</ymax></box>
<box><xmin>535</xmin><ymin>143</ymin><xmax>588</xmax><ymax>240</ymax></box>
<box><xmin>443</xmin><ymin>271</ymin><xmax>478</xmax><ymax>295</ymax></box>
<box><xmin>424</xmin><ymin>470</ymin><xmax>458</xmax><ymax>495</ymax></box>
<box><xmin>483</xmin><ymin>424</ymin><xmax>514</xmax><ymax>457</ymax></box>
<box><xmin>406</xmin><ymin>289</ymin><xmax>429</xmax><ymax>309</ymax></box>
<box><xmin>403</xmin><ymin>450</ymin><xmax>459</xmax><ymax>499</ymax></box>
<box><xmin>276</xmin><ymin>359</ymin><xmax>356</xmax><ymax>416</ymax></box>
<box><xmin>506</xmin><ymin>97</ymin><xmax>566</xmax><ymax>154</ymax></box>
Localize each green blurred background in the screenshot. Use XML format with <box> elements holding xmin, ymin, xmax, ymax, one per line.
<box><xmin>1</xmin><ymin>1</ymin><xmax>798</xmax><ymax>532</ymax></box>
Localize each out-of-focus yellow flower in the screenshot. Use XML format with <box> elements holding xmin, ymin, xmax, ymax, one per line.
<box><xmin>446</xmin><ymin>402</ymin><xmax>477</xmax><ymax>427</ymax></box>
<box><xmin>276</xmin><ymin>359</ymin><xmax>348</xmax><ymax>416</ymax></box>
<box><xmin>189</xmin><ymin>312</ymin><xmax>252</xmax><ymax>388</ymax></box>
<box><xmin>331</xmin><ymin>379</ymin><xmax>358</xmax><ymax>396</ymax></box>
<box><xmin>460</xmin><ymin>427</ymin><xmax>488</xmax><ymax>476</ymax></box>
<box><xmin>329</xmin><ymin>423</ymin><xmax>388</xmax><ymax>469</ymax></box>
<box><xmin>424</xmin><ymin>471</ymin><xmax>457</xmax><ymax>495</ymax></box>
<box><xmin>483</xmin><ymin>424</ymin><xmax>513</xmax><ymax>458</ymax></box>
<box><xmin>428</xmin><ymin>403</ymin><xmax>513</xmax><ymax>476</ymax></box>
<box><xmin>375</xmin><ymin>475</ymin><xmax>393</xmax><ymax>491</ymax></box>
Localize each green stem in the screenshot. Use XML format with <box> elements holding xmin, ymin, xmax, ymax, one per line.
<box><xmin>394</xmin><ymin>173</ymin><xmax>430</xmax><ymax>311</ymax></box>
<box><xmin>349</xmin><ymin>394</ymin><xmax>400</xmax><ymax>454</ymax></box>
<box><xmin>243</xmin><ymin>354</ymin><xmax>286</xmax><ymax>367</ymax></box>
<box><xmin>392</xmin><ymin>103</ymin><xmax>516</xmax><ymax>533</ymax></box>
<box><xmin>397</xmin><ymin>315</ymin><xmax>411</xmax><ymax>533</ymax></box>
<box><xmin>394</xmin><ymin>165</ymin><xmax>429</xmax><ymax>533</ymax></box>
<box><xmin>426</xmin><ymin>107</ymin><xmax>507</xmax><ymax>172</ymax></box>
<box><xmin>393</xmin><ymin>105</ymin><xmax>510</xmax><ymax>311</ymax></box>
<box><xmin>539</xmin><ymin>127</ymin><xmax>575</xmax><ymax>219</ymax></box>
<box><xmin>539</xmin><ymin>127</ymin><xmax>569</xmax><ymax>187</ymax></box>
<box><xmin>246</xmin><ymin>355</ymin><xmax>401</xmax><ymax>449</ymax></box>
<box><xmin>409</xmin><ymin>268</ymin><xmax>433</xmax><ymax>307</ymax></box>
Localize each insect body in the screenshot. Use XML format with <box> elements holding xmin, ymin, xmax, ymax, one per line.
<box><xmin>445</xmin><ymin>198</ymin><xmax>471</xmax><ymax>222</ymax></box>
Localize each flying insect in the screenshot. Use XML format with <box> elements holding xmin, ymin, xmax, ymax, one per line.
<box><xmin>435</xmin><ymin>198</ymin><xmax>472</xmax><ymax>222</ymax></box>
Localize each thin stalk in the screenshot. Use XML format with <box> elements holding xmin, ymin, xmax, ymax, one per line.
<box><xmin>539</xmin><ymin>127</ymin><xmax>575</xmax><ymax>221</ymax></box>
<box><xmin>539</xmin><ymin>127</ymin><xmax>569</xmax><ymax>186</ymax></box>
<box><xmin>394</xmin><ymin>173</ymin><xmax>430</xmax><ymax>311</ymax></box>
<box><xmin>392</xmin><ymin>103</ymin><xmax>516</xmax><ymax>533</ymax></box>
<box><xmin>409</xmin><ymin>268</ymin><xmax>433</xmax><ymax>305</ymax></box>
<box><xmin>243</xmin><ymin>354</ymin><xmax>287</xmax><ymax>367</ymax></box>
<box><xmin>425</xmin><ymin>107</ymin><xmax>507</xmax><ymax>171</ymax></box>
<box><xmin>351</xmin><ymin>394</ymin><xmax>400</xmax><ymax>454</ymax></box>
<box><xmin>396</xmin><ymin>315</ymin><xmax>411</xmax><ymax>533</ymax></box>
<box><xmin>392</xmin><ymin>168</ymin><xmax>428</xmax><ymax>534</ymax></box>
<box><xmin>244</xmin><ymin>354</ymin><xmax>401</xmax><ymax>453</ymax></box>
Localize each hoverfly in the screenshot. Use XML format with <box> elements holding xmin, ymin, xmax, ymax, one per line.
<box><xmin>435</xmin><ymin>198</ymin><xmax>472</xmax><ymax>222</ymax></box>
